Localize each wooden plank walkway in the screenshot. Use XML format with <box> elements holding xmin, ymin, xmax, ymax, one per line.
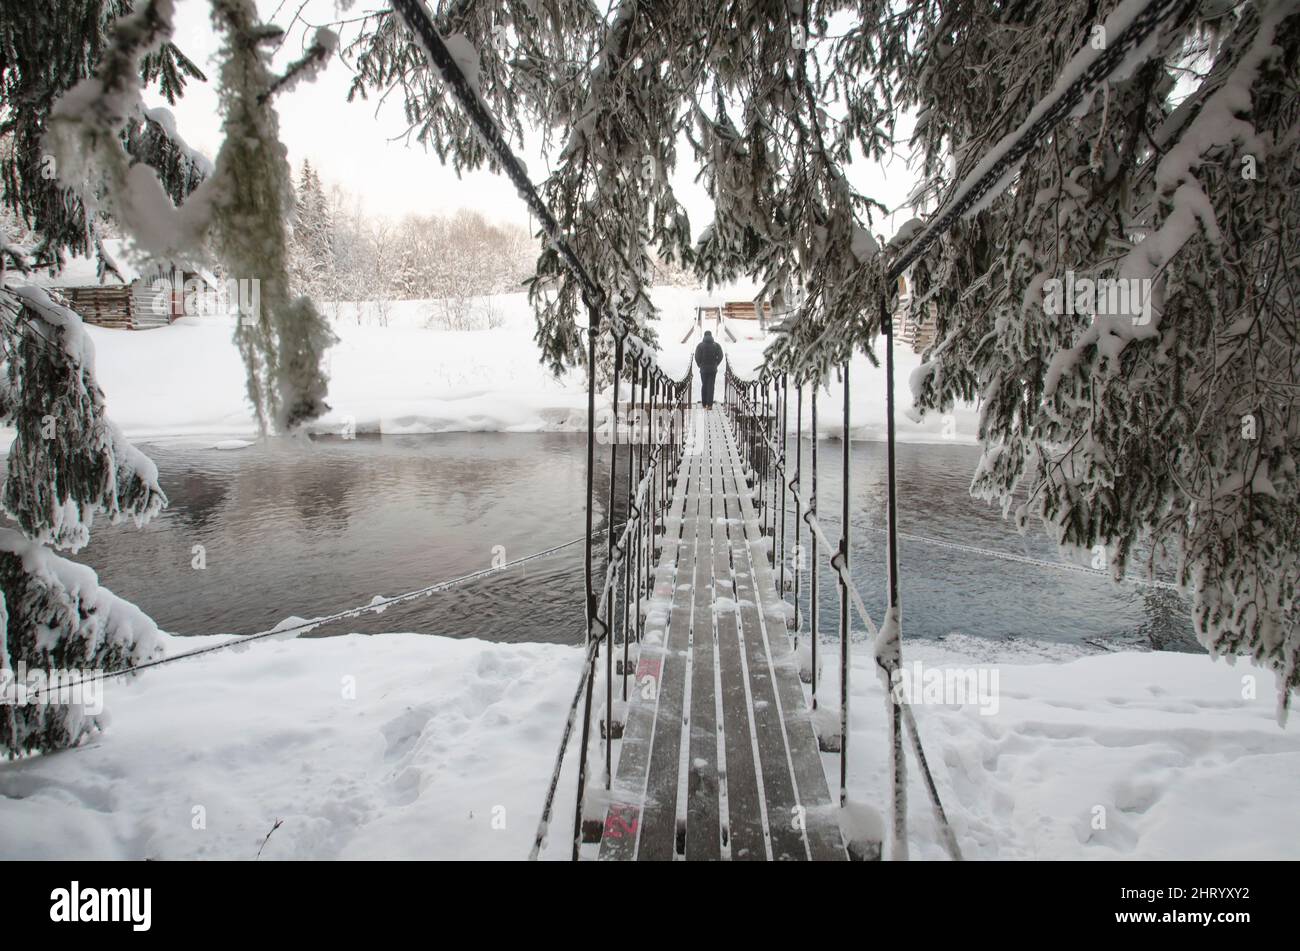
<box><xmin>598</xmin><ymin>408</ymin><xmax>846</xmax><ymax>861</ymax></box>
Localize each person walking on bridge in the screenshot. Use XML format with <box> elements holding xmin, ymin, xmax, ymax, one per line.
<box><xmin>694</xmin><ymin>331</ymin><xmax>724</xmax><ymax>409</ymax></box>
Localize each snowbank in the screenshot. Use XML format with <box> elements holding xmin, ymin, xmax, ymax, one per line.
<box><xmin>0</xmin><ymin>631</ymin><xmax>584</xmax><ymax>860</ymax></box>
<box><xmin>834</xmin><ymin>635</ymin><xmax>1298</xmax><ymax>860</ymax></box>
<box><xmin>0</xmin><ymin>630</ymin><xmax>1291</xmax><ymax>860</ymax></box>
<box><xmin>0</xmin><ymin>286</ymin><xmax>979</xmax><ymax>447</ymax></box>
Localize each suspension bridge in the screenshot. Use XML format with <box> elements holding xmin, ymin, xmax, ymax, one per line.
<box><xmin>394</xmin><ymin>0</ymin><xmax>1203</xmax><ymax>862</ymax></box>
<box><xmin>24</xmin><ymin>0</ymin><xmax>1198</xmax><ymax>863</ymax></box>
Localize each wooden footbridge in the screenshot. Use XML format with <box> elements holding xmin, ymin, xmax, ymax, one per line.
<box><xmin>597</xmin><ymin>408</ymin><xmax>844</xmax><ymax>861</ymax></box>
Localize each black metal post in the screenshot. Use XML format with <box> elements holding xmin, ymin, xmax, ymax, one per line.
<box><xmin>810</xmin><ymin>385</ymin><xmax>819</xmax><ymax>709</ymax></box>
<box><xmin>839</xmin><ymin>361</ymin><xmax>850</xmax><ymax>808</ymax></box>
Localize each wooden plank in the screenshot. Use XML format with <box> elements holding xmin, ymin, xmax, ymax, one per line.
<box><xmin>722</xmin><ymin>418</ymin><xmax>808</xmax><ymax>861</ymax></box>
<box><xmin>598</xmin><ymin>438</ymin><xmax>695</xmax><ymax>860</ymax></box>
<box><xmin>711</xmin><ymin>412</ymin><xmax>767</xmax><ymax>860</ymax></box>
<box><xmin>635</xmin><ymin>421</ymin><xmax>703</xmax><ymax>860</ymax></box>
<box><xmin>685</xmin><ymin>426</ymin><xmax>721</xmax><ymax>860</ymax></box>
<box><xmin>723</xmin><ymin>418</ymin><xmax>847</xmax><ymax>861</ymax></box>
<box><xmin>732</xmin><ymin>441</ymin><xmax>847</xmax><ymax>862</ymax></box>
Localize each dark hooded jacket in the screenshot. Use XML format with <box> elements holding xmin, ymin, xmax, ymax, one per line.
<box><xmin>694</xmin><ymin>334</ymin><xmax>723</xmax><ymax>372</ymax></box>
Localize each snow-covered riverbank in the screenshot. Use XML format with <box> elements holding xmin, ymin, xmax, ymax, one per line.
<box><xmin>0</xmin><ymin>286</ymin><xmax>981</xmax><ymax>448</ymax></box>
<box><xmin>4</xmin><ymin>286</ymin><xmax>1285</xmax><ymax>862</ymax></box>
<box><xmin>0</xmin><ymin>630</ymin><xmax>1292</xmax><ymax>860</ymax></box>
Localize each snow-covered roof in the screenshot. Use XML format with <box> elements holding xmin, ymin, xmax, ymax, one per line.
<box><xmin>39</xmin><ymin>238</ymin><xmax>137</xmax><ymax>287</ymax></box>
<box><xmin>36</xmin><ymin>238</ymin><xmax>216</xmax><ymax>289</ymax></box>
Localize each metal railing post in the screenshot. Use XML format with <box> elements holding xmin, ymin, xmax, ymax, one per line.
<box><xmin>810</xmin><ymin>385</ymin><xmax>819</xmax><ymax>709</ymax></box>
<box><xmin>838</xmin><ymin>362</ymin><xmax>850</xmax><ymax>808</ymax></box>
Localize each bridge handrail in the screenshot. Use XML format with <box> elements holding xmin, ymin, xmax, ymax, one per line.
<box><xmin>724</xmin><ymin>362</ymin><xmax>962</xmax><ymax>860</ymax></box>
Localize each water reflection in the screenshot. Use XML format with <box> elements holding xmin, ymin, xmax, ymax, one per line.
<box><xmin>51</xmin><ymin>433</ymin><xmax>1188</xmax><ymax>649</ymax></box>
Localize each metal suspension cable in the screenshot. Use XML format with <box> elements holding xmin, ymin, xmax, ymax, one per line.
<box><xmin>782</xmin><ymin>506</ymin><xmax>1181</xmax><ymax>591</ymax></box>
<box><xmin>528</xmin><ymin>635</ymin><xmax>601</xmax><ymax>861</ymax></box>
<box><xmin>864</xmin><ymin>527</ymin><xmax>1181</xmax><ymax>590</ymax></box>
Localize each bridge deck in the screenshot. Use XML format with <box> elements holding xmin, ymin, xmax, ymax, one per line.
<box><xmin>597</xmin><ymin>408</ymin><xmax>846</xmax><ymax>861</ymax></box>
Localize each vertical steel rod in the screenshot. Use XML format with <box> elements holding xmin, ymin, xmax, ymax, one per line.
<box><xmin>574</xmin><ymin>313</ymin><xmax>601</xmax><ymax>860</ymax></box>
<box><xmin>810</xmin><ymin>386</ymin><xmax>819</xmax><ymax>709</ymax></box>
<box><xmin>778</xmin><ymin>375</ymin><xmax>787</xmax><ymax>585</ymax></box>
<box><xmin>623</xmin><ymin>360</ymin><xmax>636</xmax><ymax>702</ymax></box>
<box><xmin>793</xmin><ymin>382</ymin><xmax>802</xmax><ymax>641</ymax></box>
<box><xmin>882</xmin><ymin>292</ymin><xmax>907</xmax><ymax>855</ymax></box>
<box><xmin>604</xmin><ymin>336</ymin><xmax>623</xmax><ymax>791</ymax></box>
<box><xmin>839</xmin><ymin>361</ymin><xmax>850</xmax><ymax>808</ymax></box>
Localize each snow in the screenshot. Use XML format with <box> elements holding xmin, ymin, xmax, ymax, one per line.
<box><xmin>850</xmin><ymin>225</ymin><xmax>879</xmax><ymax>263</ymax></box>
<box><xmin>1043</xmin><ymin>8</ymin><xmax>1289</xmax><ymax>398</ymax></box>
<box><xmin>0</xmin><ymin>526</ymin><xmax>161</xmax><ymax>755</ymax></box>
<box><xmin>9</xmin><ymin>285</ymin><xmax>98</xmax><ymax>367</ymax></box>
<box><xmin>0</xmin><ymin>632</ymin><xmax>584</xmax><ymax>859</ymax></box>
<box><xmin>142</xmin><ymin>106</ymin><xmax>214</xmax><ymax>177</ymax></box>
<box><xmin>921</xmin><ymin>0</ymin><xmax>1168</xmax><ymax>231</ymax></box>
<box><xmin>40</xmin><ymin>238</ymin><xmax>139</xmax><ymax>287</ymax></box>
<box><xmin>1</xmin><ymin>629</ymin><xmax>1292</xmax><ymax>860</ymax></box>
<box><xmin>443</xmin><ymin>34</ymin><xmax>483</xmax><ymax>97</ymax></box>
<box><xmin>0</xmin><ymin>285</ymin><xmax>981</xmax><ymax>448</ymax></box>
<box><xmin>0</xmin><ymin>529</ymin><xmax>160</xmax><ymax>658</ymax></box>
<box><xmin>831</xmin><ymin>636</ymin><xmax>1298</xmax><ymax>860</ymax></box>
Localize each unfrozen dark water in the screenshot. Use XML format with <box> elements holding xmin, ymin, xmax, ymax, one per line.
<box><xmin>61</xmin><ymin>433</ymin><xmax>1187</xmax><ymax>647</ymax></box>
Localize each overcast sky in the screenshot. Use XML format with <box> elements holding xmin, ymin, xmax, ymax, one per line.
<box><xmin>149</xmin><ymin>0</ymin><xmax>920</xmax><ymax>238</ymax></box>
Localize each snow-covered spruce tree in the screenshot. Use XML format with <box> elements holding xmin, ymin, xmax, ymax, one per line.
<box><xmin>0</xmin><ymin>0</ymin><xmax>208</xmax><ymax>269</ymax></box>
<box><xmin>0</xmin><ymin>0</ymin><xmax>208</xmax><ymax>756</ymax></box>
<box><xmin>206</xmin><ymin>0</ymin><xmax>338</xmax><ymax>431</ymax></box>
<box><xmin>289</xmin><ymin>159</ymin><xmax>335</xmax><ymax>304</ymax></box>
<box><xmin>0</xmin><ymin>0</ymin><xmax>339</xmax><ymax>754</ymax></box>
<box><xmin>45</xmin><ymin>0</ymin><xmax>338</xmax><ymax>432</ymax></box>
<box><xmin>346</xmin><ymin>2</ymin><xmax>697</xmax><ymax>381</ymax></box>
<box><xmin>900</xmin><ymin>0</ymin><xmax>1299</xmax><ymax>717</ymax></box>
<box><xmin>0</xmin><ymin>272</ymin><xmax>166</xmax><ymax>757</ymax></box>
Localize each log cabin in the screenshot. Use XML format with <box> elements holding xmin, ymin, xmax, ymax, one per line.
<box><xmin>38</xmin><ymin>240</ymin><xmax>212</xmax><ymax>331</ymax></box>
